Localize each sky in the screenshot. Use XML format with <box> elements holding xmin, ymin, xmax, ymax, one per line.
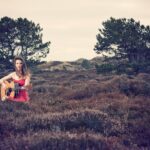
<box><xmin>0</xmin><ymin>0</ymin><xmax>150</xmax><ymax>61</ymax></box>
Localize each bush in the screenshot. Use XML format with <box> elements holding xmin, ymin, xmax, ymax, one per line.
<box><xmin>95</xmin><ymin>63</ymin><xmax>115</xmax><ymax>74</ymax></box>
<box><xmin>96</xmin><ymin>61</ymin><xmax>150</xmax><ymax>75</ymax></box>
<box><xmin>81</xmin><ymin>59</ymin><xmax>92</xmax><ymax>69</ymax></box>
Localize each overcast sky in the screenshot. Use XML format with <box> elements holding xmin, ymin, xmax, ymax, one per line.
<box><xmin>0</xmin><ymin>0</ymin><xmax>150</xmax><ymax>61</ymax></box>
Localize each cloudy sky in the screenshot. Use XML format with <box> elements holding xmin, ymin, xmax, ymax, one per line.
<box><xmin>0</xmin><ymin>0</ymin><xmax>150</xmax><ymax>61</ymax></box>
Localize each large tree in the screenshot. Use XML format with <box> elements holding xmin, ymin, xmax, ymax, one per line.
<box><xmin>94</xmin><ymin>17</ymin><xmax>150</xmax><ymax>63</ymax></box>
<box><xmin>16</xmin><ymin>18</ymin><xmax>50</xmax><ymax>61</ymax></box>
<box><xmin>0</xmin><ymin>17</ymin><xmax>50</xmax><ymax>62</ymax></box>
<box><xmin>0</xmin><ymin>17</ymin><xmax>17</xmax><ymax>61</ymax></box>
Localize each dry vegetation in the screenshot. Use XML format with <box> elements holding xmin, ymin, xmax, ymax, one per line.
<box><xmin>0</xmin><ymin>68</ymin><xmax>150</xmax><ymax>150</ymax></box>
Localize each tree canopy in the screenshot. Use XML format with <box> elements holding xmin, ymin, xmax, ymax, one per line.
<box><xmin>94</xmin><ymin>17</ymin><xmax>150</xmax><ymax>63</ymax></box>
<box><xmin>0</xmin><ymin>17</ymin><xmax>50</xmax><ymax>63</ymax></box>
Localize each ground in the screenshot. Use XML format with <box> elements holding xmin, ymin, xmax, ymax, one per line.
<box><xmin>0</xmin><ymin>69</ymin><xmax>150</xmax><ymax>149</ymax></box>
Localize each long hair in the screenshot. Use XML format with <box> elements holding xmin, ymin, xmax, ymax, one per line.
<box><xmin>13</xmin><ymin>56</ymin><xmax>30</xmax><ymax>77</ymax></box>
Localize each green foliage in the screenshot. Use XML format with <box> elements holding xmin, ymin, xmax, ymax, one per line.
<box><xmin>0</xmin><ymin>17</ymin><xmax>17</xmax><ymax>61</ymax></box>
<box><xmin>129</xmin><ymin>62</ymin><xmax>150</xmax><ymax>74</ymax></box>
<box><xmin>0</xmin><ymin>16</ymin><xmax>50</xmax><ymax>63</ymax></box>
<box><xmin>95</xmin><ymin>63</ymin><xmax>115</xmax><ymax>74</ymax></box>
<box><xmin>95</xmin><ymin>61</ymin><xmax>150</xmax><ymax>75</ymax></box>
<box><xmin>94</xmin><ymin>17</ymin><xmax>150</xmax><ymax>64</ymax></box>
<box><xmin>81</xmin><ymin>59</ymin><xmax>92</xmax><ymax>69</ymax></box>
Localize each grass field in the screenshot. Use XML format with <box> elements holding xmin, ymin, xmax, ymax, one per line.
<box><xmin>0</xmin><ymin>69</ymin><xmax>150</xmax><ymax>149</ymax></box>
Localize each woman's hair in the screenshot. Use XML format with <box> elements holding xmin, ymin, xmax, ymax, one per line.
<box><xmin>13</xmin><ymin>56</ymin><xmax>30</xmax><ymax>77</ymax></box>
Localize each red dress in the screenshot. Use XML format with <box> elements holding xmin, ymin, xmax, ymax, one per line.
<box><xmin>9</xmin><ymin>79</ymin><xmax>29</xmax><ymax>102</ymax></box>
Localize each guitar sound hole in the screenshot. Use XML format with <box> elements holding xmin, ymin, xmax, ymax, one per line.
<box><xmin>6</xmin><ymin>88</ymin><xmax>12</xmax><ymax>96</ymax></box>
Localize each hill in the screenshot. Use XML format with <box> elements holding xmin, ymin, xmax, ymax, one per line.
<box><xmin>37</xmin><ymin>56</ymin><xmax>104</xmax><ymax>71</ymax></box>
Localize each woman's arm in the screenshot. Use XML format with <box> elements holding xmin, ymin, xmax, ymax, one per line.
<box><xmin>0</xmin><ymin>72</ymin><xmax>14</xmax><ymax>85</ymax></box>
<box><xmin>23</xmin><ymin>74</ymin><xmax>32</xmax><ymax>90</ymax></box>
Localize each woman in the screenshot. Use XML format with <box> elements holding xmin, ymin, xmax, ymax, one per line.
<box><xmin>0</xmin><ymin>56</ymin><xmax>31</xmax><ymax>102</ymax></box>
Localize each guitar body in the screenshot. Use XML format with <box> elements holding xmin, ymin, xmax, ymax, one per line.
<box><xmin>0</xmin><ymin>80</ymin><xmax>19</xmax><ymax>101</ymax></box>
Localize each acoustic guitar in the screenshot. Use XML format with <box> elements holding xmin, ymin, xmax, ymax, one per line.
<box><xmin>0</xmin><ymin>80</ymin><xmax>32</xmax><ymax>101</ymax></box>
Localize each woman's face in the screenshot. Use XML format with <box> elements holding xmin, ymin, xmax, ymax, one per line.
<box><xmin>15</xmin><ymin>59</ymin><xmax>23</xmax><ymax>71</ymax></box>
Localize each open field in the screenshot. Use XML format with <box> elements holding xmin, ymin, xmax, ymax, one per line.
<box><xmin>0</xmin><ymin>69</ymin><xmax>150</xmax><ymax>149</ymax></box>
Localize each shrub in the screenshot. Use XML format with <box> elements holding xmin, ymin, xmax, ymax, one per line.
<box><xmin>96</xmin><ymin>61</ymin><xmax>150</xmax><ymax>75</ymax></box>
<box><xmin>81</xmin><ymin>59</ymin><xmax>92</xmax><ymax>69</ymax></box>
<box><xmin>95</xmin><ymin>63</ymin><xmax>115</xmax><ymax>74</ymax></box>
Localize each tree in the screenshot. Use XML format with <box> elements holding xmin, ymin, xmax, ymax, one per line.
<box><xmin>0</xmin><ymin>17</ymin><xmax>50</xmax><ymax>63</ymax></box>
<box><xmin>94</xmin><ymin>17</ymin><xmax>150</xmax><ymax>64</ymax></box>
<box><xmin>16</xmin><ymin>18</ymin><xmax>50</xmax><ymax>61</ymax></box>
<box><xmin>0</xmin><ymin>17</ymin><xmax>17</xmax><ymax>62</ymax></box>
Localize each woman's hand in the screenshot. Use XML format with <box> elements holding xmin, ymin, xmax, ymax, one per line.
<box><xmin>0</xmin><ymin>80</ymin><xmax>3</xmax><ymax>85</ymax></box>
<box><xmin>1</xmin><ymin>82</ymin><xmax>6</xmax><ymax>89</ymax></box>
